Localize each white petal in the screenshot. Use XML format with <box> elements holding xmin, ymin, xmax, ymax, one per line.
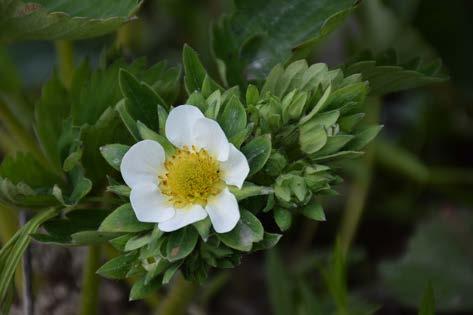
<box><xmin>193</xmin><ymin>117</ymin><xmax>230</xmax><ymax>161</ymax></box>
<box><xmin>220</xmin><ymin>144</ymin><xmax>249</xmax><ymax>189</ymax></box>
<box><xmin>165</xmin><ymin>105</ymin><xmax>204</xmax><ymax>148</ymax></box>
<box><xmin>120</xmin><ymin>140</ymin><xmax>165</xmax><ymax>188</ymax></box>
<box><xmin>130</xmin><ymin>183</ymin><xmax>175</xmax><ymax>223</ymax></box>
<box><xmin>158</xmin><ymin>205</ymin><xmax>207</xmax><ymax>232</ymax></box>
<box><xmin>205</xmin><ymin>188</ymin><xmax>240</xmax><ymax>233</ymax></box>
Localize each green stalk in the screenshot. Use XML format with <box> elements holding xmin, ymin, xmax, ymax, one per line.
<box><xmin>0</xmin><ymin>205</ymin><xmax>22</xmax><ymax>295</ymax></box>
<box><xmin>54</xmin><ymin>40</ymin><xmax>74</xmax><ymax>88</ymax></box>
<box><xmin>338</xmin><ymin>155</ymin><xmax>373</xmax><ymax>255</ymax></box>
<box><xmin>156</xmin><ymin>274</ymin><xmax>198</xmax><ymax>315</ymax></box>
<box><xmin>338</xmin><ymin>97</ymin><xmax>380</xmax><ymax>254</ymax></box>
<box><xmin>79</xmin><ymin>246</ymin><xmax>101</xmax><ymax>315</ymax></box>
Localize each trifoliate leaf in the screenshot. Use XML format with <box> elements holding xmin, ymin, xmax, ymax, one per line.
<box><xmin>301</xmin><ymin>202</ymin><xmax>326</xmax><ymax>221</ymax></box>
<box><xmin>212</xmin><ymin>0</ymin><xmax>358</xmax><ymax>85</ymax></box>
<box><xmin>0</xmin><ymin>0</ymin><xmax>142</xmax><ymax>43</ymax></box>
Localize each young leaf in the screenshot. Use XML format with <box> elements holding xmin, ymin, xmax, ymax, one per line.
<box><xmin>300</xmin><ymin>202</ymin><xmax>326</xmax><ymax>221</ymax></box>
<box><xmin>100</xmin><ymin>144</ymin><xmax>130</xmax><ymax>171</ymax></box>
<box><xmin>119</xmin><ymin>68</ymin><xmax>164</xmax><ymax>130</ymax></box>
<box><xmin>166</xmin><ymin>226</ymin><xmax>199</xmax><ymax>262</ymax></box>
<box><xmin>218</xmin><ymin>95</ymin><xmax>247</xmax><ymax>139</ymax></box>
<box><xmin>99</xmin><ymin>203</ymin><xmax>153</xmax><ymax>233</ymax></box>
<box><xmin>129</xmin><ymin>276</ymin><xmax>162</xmax><ymax>301</ymax></box>
<box><xmin>274</xmin><ymin>208</ymin><xmax>292</xmax><ymax>231</ymax></box>
<box><xmin>241</xmin><ymin>135</ymin><xmax>272</xmax><ymax>176</ymax></box>
<box><xmin>218</xmin><ymin>210</ymin><xmax>264</xmax><ymax>251</ymax></box>
<box><xmin>97</xmin><ymin>252</ymin><xmax>138</xmax><ymax>280</ymax></box>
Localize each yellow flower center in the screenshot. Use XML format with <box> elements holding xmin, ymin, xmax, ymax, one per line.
<box><xmin>159</xmin><ymin>146</ymin><xmax>223</xmax><ymax>208</ymax></box>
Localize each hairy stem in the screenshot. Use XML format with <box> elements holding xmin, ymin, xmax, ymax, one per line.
<box><xmin>79</xmin><ymin>246</ymin><xmax>101</xmax><ymax>315</ymax></box>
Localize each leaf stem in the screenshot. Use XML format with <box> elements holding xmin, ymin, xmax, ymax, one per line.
<box><xmin>79</xmin><ymin>246</ymin><xmax>101</xmax><ymax>315</ymax></box>
<box><xmin>54</xmin><ymin>40</ymin><xmax>74</xmax><ymax>88</ymax></box>
<box><xmin>20</xmin><ymin>211</ymin><xmax>34</xmax><ymax>315</ymax></box>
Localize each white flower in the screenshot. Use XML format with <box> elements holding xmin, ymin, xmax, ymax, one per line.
<box><xmin>120</xmin><ymin>105</ymin><xmax>250</xmax><ymax>233</ymax></box>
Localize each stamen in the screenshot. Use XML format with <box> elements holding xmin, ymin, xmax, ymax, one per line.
<box><xmin>159</xmin><ymin>146</ymin><xmax>223</xmax><ymax>208</ymax></box>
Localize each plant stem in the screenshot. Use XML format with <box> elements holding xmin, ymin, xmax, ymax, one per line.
<box><xmin>79</xmin><ymin>246</ymin><xmax>101</xmax><ymax>315</ymax></box>
<box><xmin>20</xmin><ymin>211</ymin><xmax>34</xmax><ymax>315</ymax></box>
<box><xmin>338</xmin><ymin>97</ymin><xmax>380</xmax><ymax>255</ymax></box>
<box><xmin>156</xmin><ymin>274</ymin><xmax>198</xmax><ymax>315</ymax></box>
<box><xmin>0</xmin><ymin>205</ymin><xmax>22</xmax><ymax>297</ymax></box>
<box><xmin>54</xmin><ymin>40</ymin><xmax>74</xmax><ymax>88</ymax></box>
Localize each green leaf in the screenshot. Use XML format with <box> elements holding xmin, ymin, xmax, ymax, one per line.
<box><xmin>100</xmin><ymin>144</ymin><xmax>130</xmax><ymax>171</ymax></box>
<box><xmin>344</xmin><ymin>50</ymin><xmax>448</xmax><ymax>95</ymax></box>
<box><xmin>228</xmin><ymin>182</ymin><xmax>273</xmax><ymax>201</ymax></box>
<box><xmin>116</xmin><ymin>99</ymin><xmax>140</xmax><ymax>141</ymax></box>
<box><xmin>274</xmin><ymin>208</ymin><xmax>292</xmax><ymax>231</ymax></box>
<box><xmin>218</xmin><ymin>210</ymin><xmax>264</xmax><ymax>251</ymax></box>
<box><xmin>183</xmin><ymin>44</ymin><xmax>222</xmax><ymax>95</ymax></box>
<box><xmin>241</xmin><ymin>135</ymin><xmax>272</xmax><ymax>176</ymax></box>
<box><xmin>81</xmin><ymin>107</ymin><xmax>133</xmax><ymax>183</ymax></box>
<box><xmin>345</xmin><ymin>125</ymin><xmax>383</xmax><ymax>151</ymax></box>
<box><xmin>97</xmin><ymin>252</ymin><xmax>138</xmax><ymax>280</ymax></box>
<box><xmin>300</xmin><ymin>202</ymin><xmax>326</xmax><ymax>221</ymax></box>
<box><xmin>0</xmin><ymin>152</ymin><xmax>60</xmax><ymax>188</ymax></box>
<box><xmin>166</xmin><ymin>226</ymin><xmax>199</xmax><ymax>262</ymax></box>
<box><xmin>162</xmin><ymin>262</ymin><xmax>182</xmax><ymax>284</ymax></box>
<box><xmin>253</xmin><ymin>232</ymin><xmax>282</xmax><ymax>251</ymax></box>
<box><xmin>99</xmin><ymin>203</ymin><xmax>153</xmax><ymax>233</ymax></box>
<box><xmin>0</xmin><ymin>0</ymin><xmax>142</xmax><ymax>43</ymax></box>
<box><xmin>193</xmin><ymin>218</ymin><xmax>212</xmax><ymax>241</ymax></box>
<box><xmin>380</xmin><ymin>211</ymin><xmax>473</xmax><ymax>312</ymax></box>
<box><xmin>34</xmin><ymin>73</ymin><xmax>69</xmax><ymax>168</ymax></box>
<box><xmin>129</xmin><ymin>276</ymin><xmax>162</xmax><ymax>301</ymax></box>
<box><xmin>125</xmin><ymin>233</ymin><xmax>152</xmax><ymax>251</ymax></box>
<box><xmin>119</xmin><ymin>68</ymin><xmax>165</xmax><ymax>131</ymax></box>
<box><xmin>419</xmin><ymin>284</ymin><xmax>435</xmax><ymax>315</ymax></box>
<box><xmin>212</xmin><ymin>0</ymin><xmax>358</xmax><ymax>85</ymax></box>
<box><xmin>70</xmin><ymin>231</ymin><xmax>121</xmax><ymax>245</ymax></box>
<box><xmin>218</xmin><ymin>95</ymin><xmax>247</xmax><ymax>139</ymax></box>
<box><xmin>107</xmin><ymin>185</ymin><xmax>131</xmax><ymax>198</ymax></box>
<box><xmin>136</xmin><ymin>121</ymin><xmax>175</xmax><ymax>155</ymax></box>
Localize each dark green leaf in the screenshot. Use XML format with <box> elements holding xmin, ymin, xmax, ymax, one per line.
<box><xmin>218</xmin><ymin>95</ymin><xmax>247</xmax><ymax>139</ymax></box>
<box><xmin>301</xmin><ymin>202</ymin><xmax>326</xmax><ymax>221</ymax></box>
<box><xmin>212</xmin><ymin>0</ymin><xmax>358</xmax><ymax>85</ymax></box>
<box><xmin>129</xmin><ymin>276</ymin><xmax>162</xmax><ymax>301</ymax></box>
<box><xmin>119</xmin><ymin>68</ymin><xmax>165</xmax><ymax>130</ymax></box>
<box><xmin>166</xmin><ymin>226</ymin><xmax>199</xmax><ymax>262</ymax></box>
<box><xmin>0</xmin><ymin>0</ymin><xmax>142</xmax><ymax>42</ymax></box>
<box><xmin>274</xmin><ymin>208</ymin><xmax>292</xmax><ymax>231</ymax></box>
<box><xmin>344</xmin><ymin>51</ymin><xmax>448</xmax><ymax>95</ymax></box>
<box><xmin>97</xmin><ymin>252</ymin><xmax>138</xmax><ymax>280</ymax></box>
